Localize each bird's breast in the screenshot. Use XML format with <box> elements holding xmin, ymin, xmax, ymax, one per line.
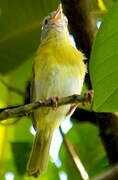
<box><xmin>32</xmin><ymin>38</ymin><xmax>86</xmax><ymax>130</ymax></box>
<box><xmin>34</xmin><ymin>62</ymin><xmax>84</xmax><ymax>130</ymax></box>
<box><xmin>34</xmin><ymin>62</ymin><xmax>83</xmax><ymax>100</ymax></box>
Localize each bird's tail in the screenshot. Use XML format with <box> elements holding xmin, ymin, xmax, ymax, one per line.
<box><xmin>27</xmin><ymin>129</ymin><xmax>53</xmax><ymax>178</ymax></box>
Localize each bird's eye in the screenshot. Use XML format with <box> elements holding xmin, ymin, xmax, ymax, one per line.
<box><xmin>44</xmin><ymin>19</ymin><xmax>48</xmax><ymax>25</ymax></box>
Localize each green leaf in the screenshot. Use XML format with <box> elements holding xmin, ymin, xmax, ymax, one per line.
<box><xmin>89</xmin><ymin>2</ymin><xmax>118</xmax><ymax>112</ymax></box>
<box><xmin>0</xmin><ymin>0</ymin><xmax>60</xmax><ymax>74</ymax></box>
<box><xmin>39</xmin><ymin>160</ymin><xmax>60</xmax><ymax>180</ymax></box>
<box><xmin>11</xmin><ymin>142</ymin><xmax>32</xmax><ymax>175</ymax></box>
<box><xmin>59</xmin><ymin>123</ymin><xmax>108</xmax><ymax>179</ymax></box>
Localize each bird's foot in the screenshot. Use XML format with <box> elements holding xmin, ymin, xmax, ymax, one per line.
<box><xmin>82</xmin><ymin>90</ymin><xmax>94</xmax><ymax>107</ymax></box>
<box><xmin>49</xmin><ymin>96</ymin><xmax>59</xmax><ymax>111</ymax></box>
<box><xmin>83</xmin><ymin>90</ymin><xmax>94</xmax><ymax>104</ymax></box>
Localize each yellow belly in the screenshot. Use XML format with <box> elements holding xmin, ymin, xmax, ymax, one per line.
<box><xmin>31</xmin><ymin>34</ymin><xmax>86</xmax><ymax>131</ymax></box>
<box><xmin>33</xmin><ymin>63</ymin><xmax>84</xmax><ymax>130</ymax></box>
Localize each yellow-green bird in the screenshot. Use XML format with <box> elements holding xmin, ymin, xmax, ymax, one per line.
<box><xmin>27</xmin><ymin>4</ymin><xmax>86</xmax><ymax>178</ymax></box>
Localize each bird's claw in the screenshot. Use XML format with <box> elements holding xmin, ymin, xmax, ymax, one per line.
<box><xmin>50</xmin><ymin>96</ymin><xmax>59</xmax><ymax>111</ymax></box>
<box><xmin>84</xmin><ymin>90</ymin><xmax>94</xmax><ymax>104</ymax></box>
<box><xmin>82</xmin><ymin>90</ymin><xmax>94</xmax><ymax>107</ymax></box>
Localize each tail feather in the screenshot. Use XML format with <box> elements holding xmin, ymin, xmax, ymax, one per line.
<box><xmin>27</xmin><ymin>130</ymin><xmax>52</xmax><ymax>177</ymax></box>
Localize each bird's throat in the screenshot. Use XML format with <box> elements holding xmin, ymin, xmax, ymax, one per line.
<box><xmin>41</xmin><ymin>28</ymin><xmax>70</xmax><ymax>47</ymax></box>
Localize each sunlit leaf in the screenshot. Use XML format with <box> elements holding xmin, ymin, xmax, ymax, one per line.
<box><xmin>90</xmin><ymin>2</ymin><xmax>118</xmax><ymax>112</ymax></box>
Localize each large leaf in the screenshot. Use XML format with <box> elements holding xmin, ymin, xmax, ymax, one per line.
<box><xmin>0</xmin><ymin>0</ymin><xmax>60</xmax><ymax>74</ymax></box>
<box><xmin>89</xmin><ymin>2</ymin><xmax>118</xmax><ymax>112</ymax></box>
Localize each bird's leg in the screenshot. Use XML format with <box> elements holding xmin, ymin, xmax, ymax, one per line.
<box><xmin>49</xmin><ymin>96</ymin><xmax>59</xmax><ymax>111</ymax></box>
<box><xmin>66</xmin><ymin>103</ymin><xmax>79</xmax><ymax>116</ymax></box>
<box><xmin>82</xmin><ymin>90</ymin><xmax>94</xmax><ymax>107</ymax></box>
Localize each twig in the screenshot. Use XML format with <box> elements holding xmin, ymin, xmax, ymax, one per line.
<box><xmin>0</xmin><ymin>117</ymin><xmax>22</xmax><ymax>126</ymax></box>
<box><xmin>0</xmin><ymin>76</ymin><xmax>25</xmax><ymax>96</ymax></box>
<box><xmin>92</xmin><ymin>164</ymin><xmax>118</xmax><ymax>180</ymax></box>
<box><xmin>59</xmin><ymin>127</ymin><xmax>89</xmax><ymax>180</ymax></box>
<box><xmin>0</xmin><ymin>90</ymin><xmax>93</xmax><ymax>121</ymax></box>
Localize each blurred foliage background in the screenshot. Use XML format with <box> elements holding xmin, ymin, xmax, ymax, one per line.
<box><xmin>0</xmin><ymin>0</ymin><xmax>118</xmax><ymax>180</ymax></box>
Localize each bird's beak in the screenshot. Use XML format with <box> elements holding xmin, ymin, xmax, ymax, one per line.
<box><xmin>51</xmin><ymin>4</ymin><xmax>63</xmax><ymax>24</ymax></box>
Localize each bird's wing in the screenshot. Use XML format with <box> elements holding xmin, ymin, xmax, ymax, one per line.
<box><xmin>24</xmin><ymin>64</ymin><xmax>37</xmax><ymax>130</ymax></box>
<box><xmin>30</xmin><ymin>65</ymin><xmax>37</xmax><ymax>129</ymax></box>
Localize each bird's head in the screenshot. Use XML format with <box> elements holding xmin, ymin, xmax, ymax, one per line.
<box><xmin>41</xmin><ymin>4</ymin><xmax>69</xmax><ymax>41</ymax></box>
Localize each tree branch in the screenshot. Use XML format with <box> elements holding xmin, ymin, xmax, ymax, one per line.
<box><xmin>0</xmin><ymin>90</ymin><xmax>93</xmax><ymax>121</ymax></box>
<box><xmin>59</xmin><ymin>127</ymin><xmax>89</xmax><ymax>180</ymax></box>
<box><xmin>92</xmin><ymin>164</ymin><xmax>118</xmax><ymax>180</ymax></box>
<box><xmin>96</xmin><ymin>112</ymin><xmax>118</xmax><ymax>164</ymax></box>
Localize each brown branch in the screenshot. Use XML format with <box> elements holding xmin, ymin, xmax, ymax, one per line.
<box><xmin>0</xmin><ymin>90</ymin><xmax>93</xmax><ymax>121</ymax></box>
<box><xmin>96</xmin><ymin>112</ymin><xmax>118</xmax><ymax>164</ymax></box>
<box><xmin>92</xmin><ymin>164</ymin><xmax>118</xmax><ymax>180</ymax></box>
<box><xmin>59</xmin><ymin>127</ymin><xmax>89</xmax><ymax>180</ymax></box>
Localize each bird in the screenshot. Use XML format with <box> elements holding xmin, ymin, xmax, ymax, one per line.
<box><xmin>27</xmin><ymin>4</ymin><xmax>86</xmax><ymax>178</ymax></box>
